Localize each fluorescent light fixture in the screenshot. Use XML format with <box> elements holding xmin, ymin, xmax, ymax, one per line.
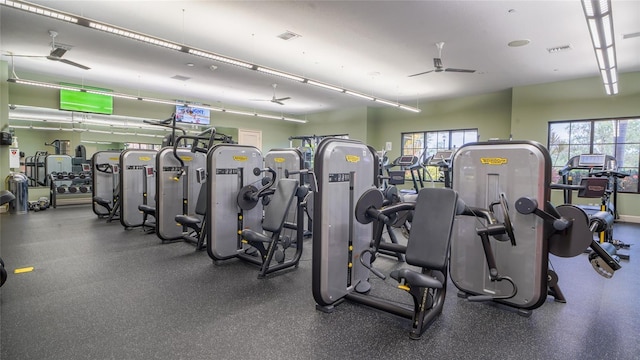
<box><xmin>224</xmin><ymin>109</ymin><xmax>255</xmax><ymax>117</ymax></box>
<box><xmin>141</xmin><ymin>98</ymin><xmax>181</xmax><ymax>106</ymax></box>
<box><xmin>374</xmin><ymin>98</ymin><xmax>400</xmax><ymax>107</ymax></box>
<box><xmin>307</xmin><ymin>80</ymin><xmax>345</xmax><ymax>92</ymax></box>
<box><xmin>188</xmin><ymin>49</ymin><xmax>254</xmax><ymax>69</ymax></box>
<box><xmin>85</xmin><ymin>90</ymin><xmax>139</xmax><ymax>101</ymax></box>
<box><xmin>581</xmin><ymin>0</ymin><xmax>618</xmax><ymax>95</ymax></box>
<box><xmin>256</xmin><ymin>67</ymin><xmax>305</xmax><ymax>82</ymax></box>
<box><xmin>88</xmin><ymin>22</ymin><xmax>182</xmax><ymax>50</ymax></box>
<box><xmin>1</xmin><ymin>0</ymin><xmax>78</xmax><ymax>23</ymax></box>
<box><xmin>398</xmin><ymin>104</ymin><xmax>421</xmax><ymax>113</ymax></box>
<box><xmin>8</xmin><ymin>78</ymin><xmax>81</xmax><ymax>91</ymax></box>
<box><xmin>345</xmin><ymin>91</ymin><xmax>375</xmax><ymax>101</ymax></box>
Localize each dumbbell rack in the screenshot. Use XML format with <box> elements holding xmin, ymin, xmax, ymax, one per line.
<box><xmin>49</xmin><ymin>172</ymin><xmax>93</xmax><ymax>208</ymax></box>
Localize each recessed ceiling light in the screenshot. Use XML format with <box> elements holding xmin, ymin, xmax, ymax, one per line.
<box><xmin>508</xmin><ymin>39</ymin><xmax>530</xmax><ymax>47</ymax></box>
<box><xmin>186</xmin><ymin>63</ymin><xmax>194</xmax><ymax>67</ymax></box>
<box><xmin>209</xmin><ymin>65</ymin><xmax>218</xmax><ymax>72</ymax></box>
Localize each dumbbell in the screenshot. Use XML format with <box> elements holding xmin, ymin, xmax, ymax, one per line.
<box><xmin>57</xmin><ymin>186</ymin><xmax>67</xmax><ymax>193</ymax></box>
<box><xmin>68</xmin><ymin>186</ymin><xmax>78</xmax><ymax>193</ymax></box>
<box><xmin>79</xmin><ymin>185</ymin><xmax>88</xmax><ymax>193</ymax></box>
<box><xmin>57</xmin><ymin>173</ymin><xmax>65</xmax><ymax>180</ymax></box>
<box><xmin>68</xmin><ymin>173</ymin><xmax>76</xmax><ymax>179</ymax></box>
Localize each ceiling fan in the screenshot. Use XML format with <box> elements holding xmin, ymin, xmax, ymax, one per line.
<box><xmin>7</xmin><ymin>30</ymin><xmax>90</xmax><ymax>70</ymax></box>
<box><xmin>408</xmin><ymin>42</ymin><xmax>475</xmax><ymax>77</ymax></box>
<box><xmin>251</xmin><ymin>83</ymin><xmax>291</xmax><ymax>105</ymax></box>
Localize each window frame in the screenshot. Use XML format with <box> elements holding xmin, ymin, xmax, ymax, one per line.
<box><xmin>547</xmin><ymin>116</ymin><xmax>640</xmax><ymax>194</ymax></box>
<box><xmin>400</xmin><ymin>128</ymin><xmax>478</xmax><ymax>182</ymax></box>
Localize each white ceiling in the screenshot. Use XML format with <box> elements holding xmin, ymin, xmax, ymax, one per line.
<box><xmin>1</xmin><ymin>0</ymin><xmax>639</xmax><ymax>117</ymax></box>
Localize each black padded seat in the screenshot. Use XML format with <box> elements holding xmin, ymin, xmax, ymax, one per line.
<box><xmin>93</xmin><ymin>196</ymin><xmax>111</xmax><ymax>211</ymax></box>
<box><xmin>390</xmin><ymin>268</ymin><xmax>442</xmax><ymax>288</ymax></box>
<box><xmin>138</xmin><ymin>204</ymin><xmax>156</xmax><ymax>232</ymax></box>
<box><xmin>174</xmin><ymin>185</ymin><xmax>207</xmax><ymax>250</ymax></box>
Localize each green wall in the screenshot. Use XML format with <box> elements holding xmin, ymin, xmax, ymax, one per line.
<box><xmin>294</xmin><ymin>106</ymin><xmax>368</xmax><ymax>143</ymax></box>
<box><xmin>367</xmin><ymin>90</ymin><xmax>513</xmax><ymax>160</ymax></box>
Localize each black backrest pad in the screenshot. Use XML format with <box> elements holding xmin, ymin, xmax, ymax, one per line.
<box><xmin>406</xmin><ymin>188</ymin><xmax>458</xmax><ymax>270</ymax></box>
<box><xmin>263</xmin><ymin>178</ymin><xmax>299</xmax><ymax>232</ymax></box>
<box><xmin>195</xmin><ymin>183</ymin><xmax>207</xmax><ymax>215</ymax></box>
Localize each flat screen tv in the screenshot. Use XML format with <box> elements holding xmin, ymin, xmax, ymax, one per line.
<box><xmin>59</xmin><ymin>83</ymin><xmax>113</xmax><ymax>115</ymax></box>
<box><xmin>175</xmin><ymin>105</ymin><xmax>210</xmax><ymax>125</ymax></box>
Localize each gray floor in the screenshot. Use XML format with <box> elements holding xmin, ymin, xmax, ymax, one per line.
<box><xmin>1</xmin><ymin>204</ymin><xmax>639</xmax><ymax>360</ymax></box>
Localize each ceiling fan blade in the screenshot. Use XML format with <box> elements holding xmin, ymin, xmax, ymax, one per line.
<box><xmin>58</xmin><ymin>58</ymin><xmax>91</xmax><ymax>70</ymax></box>
<box><xmin>49</xmin><ymin>47</ymin><xmax>67</xmax><ymax>58</ymax></box>
<box><xmin>274</xmin><ymin>97</ymin><xmax>291</xmax><ymax>102</ymax></box>
<box><xmin>408</xmin><ymin>69</ymin><xmax>435</xmax><ymax>77</ymax></box>
<box><xmin>444</xmin><ymin>68</ymin><xmax>476</xmax><ymax>73</ymax></box>
<box><xmin>271</xmin><ymin>100</ymin><xmax>285</xmax><ymax>105</ymax></box>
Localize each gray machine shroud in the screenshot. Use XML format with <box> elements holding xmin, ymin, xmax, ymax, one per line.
<box><xmin>312</xmin><ymin>138</ymin><xmax>376</xmax><ymax>307</ymax></box>
<box><xmin>451</xmin><ymin>141</ymin><xmax>550</xmax><ymax>310</ymax></box>
<box><xmin>155</xmin><ymin>148</ymin><xmax>207</xmax><ymax>241</ymax></box>
<box><xmin>91</xmin><ymin>151</ymin><xmax>121</xmax><ymax>216</ymax></box>
<box><xmin>206</xmin><ymin>144</ymin><xmax>263</xmax><ymax>260</ymax></box>
<box><xmin>119</xmin><ymin>149</ymin><xmax>157</xmax><ymax>228</ymax></box>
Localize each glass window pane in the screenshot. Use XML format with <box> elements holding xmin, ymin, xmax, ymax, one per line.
<box><xmin>549</xmin><ymin>144</ymin><xmax>569</xmax><ymax>167</ymax></box>
<box><xmin>569</xmin><ymin>144</ymin><xmax>591</xmax><ymax>158</ymax></box>
<box><xmin>426</xmin><ymin>132</ymin><xmax>438</xmax><ymax>149</ymax></box>
<box><xmin>465</xmin><ymin>130</ymin><xmax>478</xmax><ymax>144</ymax></box>
<box><xmin>437</xmin><ymin>131</ymin><xmax>449</xmax><ymax>150</ymax></box>
<box><xmin>569</xmin><ymin>122</ymin><xmax>591</xmax><ymax>144</ymax></box>
<box><xmin>594</xmin><ymin>120</ymin><xmax>616</xmax><ymax>145</ymax></box>
<box><xmin>618</xmin><ymin>168</ymin><xmax>638</xmax><ymax>193</ymax></box>
<box><xmin>549</xmin><ymin>122</ymin><xmax>571</xmax><ymax>144</ymax></box>
<box><xmin>593</xmin><ymin>143</ymin><xmax>615</xmax><ymax>157</ymax></box>
<box><xmin>621</xmin><ymin>119</ymin><xmax>640</xmax><ymax>142</ymax></box>
<box><xmin>451</xmin><ymin>131</ymin><xmax>464</xmax><ymax>149</ymax></box>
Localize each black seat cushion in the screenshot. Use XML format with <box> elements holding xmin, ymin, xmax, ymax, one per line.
<box><xmin>175</xmin><ymin>214</ymin><xmax>201</xmax><ymax>226</ymax></box>
<box><xmin>138</xmin><ymin>204</ymin><xmax>156</xmax><ymax>215</ymax></box>
<box><xmin>390</xmin><ymin>269</ymin><xmax>442</xmax><ymax>289</ymax></box>
<box><xmin>241</xmin><ymin>229</ymin><xmax>271</xmax><ymax>243</ymax></box>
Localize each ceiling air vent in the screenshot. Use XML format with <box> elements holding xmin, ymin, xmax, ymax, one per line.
<box><xmin>277</xmin><ymin>31</ymin><xmax>301</xmax><ymax>41</ymax></box>
<box><xmin>547</xmin><ymin>44</ymin><xmax>573</xmax><ymax>53</ymax></box>
<box><xmin>171</xmin><ymin>75</ymin><xmax>191</xmax><ymax>81</ymax></box>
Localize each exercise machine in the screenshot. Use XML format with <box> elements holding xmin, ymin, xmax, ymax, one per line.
<box><xmin>206</xmin><ymin>144</ymin><xmax>305</xmax><ymax>278</ymax></box>
<box><xmin>92</xmin><ymin>151</ymin><xmax>121</xmax><ymax>220</ymax></box>
<box><xmin>119</xmin><ymin>149</ymin><xmax>157</xmax><ymax>229</ymax></box>
<box><xmin>157</xmin><ymin>128</ymin><xmax>223</xmax><ymax>246</ymax></box>
<box><xmin>311</xmin><ymin>138</ymin><xmax>458</xmax><ymax>339</ymax></box>
<box><xmin>451</xmin><ymin>141</ymin><xmax>622</xmax><ymax>316</ymax></box>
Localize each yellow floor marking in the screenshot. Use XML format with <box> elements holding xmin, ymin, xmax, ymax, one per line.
<box><xmin>14</xmin><ymin>266</ymin><xmax>35</xmax><ymax>274</ymax></box>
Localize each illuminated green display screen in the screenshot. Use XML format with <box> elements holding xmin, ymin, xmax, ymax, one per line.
<box><xmin>59</xmin><ymin>83</ymin><xmax>113</xmax><ymax>115</ymax></box>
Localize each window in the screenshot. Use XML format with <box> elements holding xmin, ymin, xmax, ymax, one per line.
<box><xmin>400</xmin><ymin>128</ymin><xmax>478</xmax><ymax>181</ymax></box>
<box><xmin>548</xmin><ymin>117</ymin><xmax>640</xmax><ymax>193</ymax></box>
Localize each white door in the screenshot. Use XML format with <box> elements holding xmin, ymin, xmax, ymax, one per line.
<box><xmin>238</xmin><ymin>129</ymin><xmax>262</xmax><ymax>150</ymax></box>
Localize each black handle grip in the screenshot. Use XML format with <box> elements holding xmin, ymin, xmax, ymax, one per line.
<box><xmin>369</xmin><ymin>266</ymin><xmax>386</xmax><ymax>280</ymax></box>
<box><xmin>366</xmin><ymin>207</ymin><xmax>390</xmax><ymax>224</ymax></box>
